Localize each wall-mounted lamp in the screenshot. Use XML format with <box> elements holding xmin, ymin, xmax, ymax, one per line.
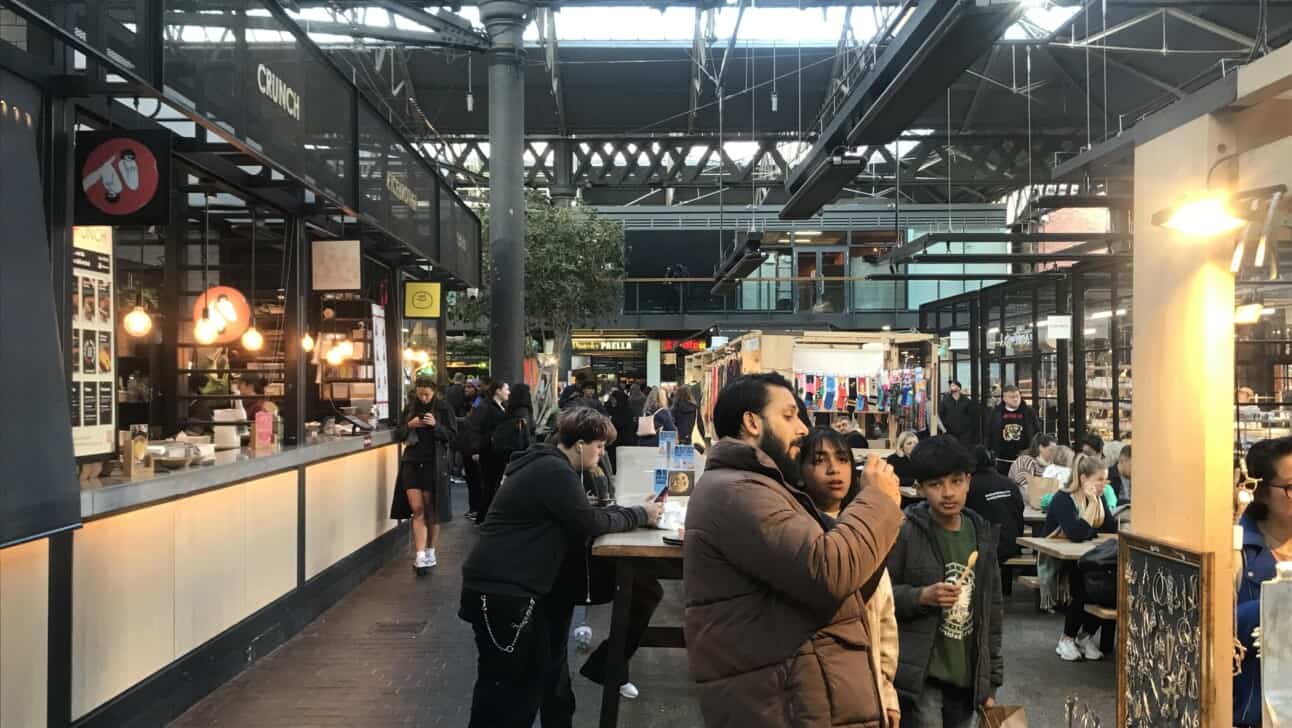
<box><xmin>1152</xmin><ymin>196</ymin><xmax>1248</xmax><ymax>237</ymax></box>
<box><xmin>1235</xmin><ymin>302</ymin><xmax>1265</xmax><ymax>325</ymax></box>
<box><xmin>1153</xmin><ymin>185</ymin><xmax>1288</xmax><ymax>280</ymax></box>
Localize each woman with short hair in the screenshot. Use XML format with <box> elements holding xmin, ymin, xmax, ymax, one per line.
<box><xmin>459</xmin><ymin>408</ymin><xmax>663</xmax><ymax>728</ymax></box>
<box><xmin>885</xmin><ymin>430</ymin><xmax>920</xmax><ymax>488</ymax></box>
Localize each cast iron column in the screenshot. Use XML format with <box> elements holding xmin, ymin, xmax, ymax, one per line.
<box><xmin>481</xmin><ymin>0</ymin><xmax>529</xmax><ymax>384</ymax></box>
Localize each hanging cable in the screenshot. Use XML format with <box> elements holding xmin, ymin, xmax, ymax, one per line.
<box><xmin>946</xmin><ymin>87</ymin><xmax>952</xmax><ymax>231</ymax></box>
<box><xmin>1101</xmin><ymin>0</ymin><xmax>1109</xmax><ymax>143</ymax></box>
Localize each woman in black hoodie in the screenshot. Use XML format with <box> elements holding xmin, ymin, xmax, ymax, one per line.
<box><xmin>605</xmin><ymin>386</ymin><xmax>637</xmax><ymax>470</ymax></box>
<box><xmin>460</xmin><ymin>408</ymin><xmax>662</xmax><ymax>728</ymax></box>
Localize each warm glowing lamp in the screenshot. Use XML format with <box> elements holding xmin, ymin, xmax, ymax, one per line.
<box><xmin>403</xmin><ymin>347</ymin><xmax>416</xmax><ymax>361</ymax></box>
<box><xmin>1235</xmin><ymin>303</ymin><xmax>1264</xmax><ymax>325</ymax></box>
<box><xmin>301</xmin><ymin>333</ymin><xmax>315</xmax><ymax>352</ymax></box>
<box><xmin>1153</xmin><ymin>196</ymin><xmax>1248</xmax><ymax>238</ymax></box>
<box><xmin>194</xmin><ymin>311</ymin><xmax>220</xmax><ymax>345</ymax></box>
<box><xmin>123</xmin><ymin>305</ymin><xmax>153</xmax><ymax>337</ymax></box>
<box><xmin>338</xmin><ymin>339</ymin><xmax>355</xmax><ymax>358</ymax></box>
<box><xmin>325</xmin><ymin>347</ymin><xmax>345</xmax><ymax>366</ymax></box>
<box><xmin>241</xmin><ymin>326</ymin><xmax>264</xmax><ymax>351</ymax></box>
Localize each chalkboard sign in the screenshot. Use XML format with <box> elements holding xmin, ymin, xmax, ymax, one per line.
<box><xmin>1117</xmin><ymin>532</ymin><xmax>1213</xmax><ymax>728</ymax></box>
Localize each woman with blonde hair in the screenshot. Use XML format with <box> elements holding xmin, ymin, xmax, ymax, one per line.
<box><xmin>636</xmin><ymin>386</ymin><xmax>674</xmax><ymax>448</ymax></box>
<box><xmin>1043</xmin><ymin>453</ymin><xmax>1118</xmax><ymax>661</ymax></box>
<box><xmin>885</xmin><ymin>430</ymin><xmax>920</xmax><ymax>488</ymax></box>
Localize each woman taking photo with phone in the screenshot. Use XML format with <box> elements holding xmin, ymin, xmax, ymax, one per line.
<box><xmin>392</xmin><ymin>376</ymin><xmax>458</xmax><ymax>575</ymax></box>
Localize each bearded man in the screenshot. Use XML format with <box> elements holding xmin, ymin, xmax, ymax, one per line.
<box><xmin>682</xmin><ymin>372</ymin><xmax>904</xmax><ymax>727</ymax></box>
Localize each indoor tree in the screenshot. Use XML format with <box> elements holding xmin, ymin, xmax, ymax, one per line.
<box><xmin>449</xmin><ymin>196</ymin><xmax>626</xmax><ymax>424</ymax></box>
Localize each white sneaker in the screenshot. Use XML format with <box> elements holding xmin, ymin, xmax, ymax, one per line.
<box><xmin>1056</xmin><ymin>638</ymin><xmax>1083</xmax><ymax>662</ymax></box>
<box><xmin>415</xmin><ymin>550</ymin><xmax>432</xmax><ymax>569</ymax></box>
<box><xmin>1075</xmin><ymin>633</ymin><xmax>1103</xmax><ymax>661</ymax></box>
<box><xmin>619</xmin><ymin>682</ymin><xmax>639</xmax><ymax>700</ymax></box>
<box><xmin>426</xmin><ymin>549</ymin><xmax>438</xmax><ymax>568</ymax></box>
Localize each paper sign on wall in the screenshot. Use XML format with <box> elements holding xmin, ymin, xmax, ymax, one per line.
<box><xmin>311</xmin><ymin>240</ymin><xmax>362</xmax><ymax>291</ymax></box>
<box><xmin>1046</xmin><ymin>315</ymin><xmax>1072</xmax><ymax>340</ymax></box>
<box><xmin>70</xmin><ymin>226</ymin><xmax>116</xmax><ymax>459</ymax></box>
<box><xmin>950</xmin><ymin>331</ymin><xmax>969</xmax><ymax>351</ymax></box>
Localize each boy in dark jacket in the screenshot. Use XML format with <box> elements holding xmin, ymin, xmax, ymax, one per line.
<box><xmin>887</xmin><ymin>435</ymin><xmax>1004</xmax><ymax>728</ymax></box>
<box><xmin>985</xmin><ymin>385</ymin><xmax>1040</xmax><ymax>475</ymax></box>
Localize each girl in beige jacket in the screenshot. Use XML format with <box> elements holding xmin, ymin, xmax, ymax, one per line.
<box><xmin>798</xmin><ymin>427</ymin><xmax>902</xmax><ymax>727</ymax></box>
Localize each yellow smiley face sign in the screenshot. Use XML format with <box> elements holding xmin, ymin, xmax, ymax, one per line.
<box><xmin>404</xmin><ymin>282</ymin><xmax>441</xmax><ymax>319</ymax></box>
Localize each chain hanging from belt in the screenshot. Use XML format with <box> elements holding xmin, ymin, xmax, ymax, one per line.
<box><xmin>481</xmin><ymin>594</ymin><xmax>535</xmax><ymax>654</ymax></box>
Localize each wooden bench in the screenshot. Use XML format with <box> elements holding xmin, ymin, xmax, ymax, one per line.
<box><xmin>1084</xmin><ymin>604</ymin><xmax>1117</xmax><ymax>621</ymax></box>
<box><xmin>1003</xmin><ymin>555</ymin><xmax>1037</xmax><ymax>568</ymax></box>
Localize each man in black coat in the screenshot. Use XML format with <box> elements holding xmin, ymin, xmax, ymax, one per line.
<box><xmin>444</xmin><ymin>372</ymin><xmax>467</xmax><ymax>415</ymax></box>
<box><xmin>940</xmin><ymin>380</ymin><xmax>980</xmax><ymax>447</ymax></box>
<box><xmin>985</xmin><ymin>385</ymin><xmax>1041</xmax><ymax>475</ymax></box>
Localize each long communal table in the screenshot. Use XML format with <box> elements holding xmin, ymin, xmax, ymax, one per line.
<box><xmin>591</xmin><ymin>446</ymin><xmax>695</xmax><ymax>728</ymax></box>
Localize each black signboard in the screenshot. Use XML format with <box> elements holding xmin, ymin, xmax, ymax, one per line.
<box><xmin>0</xmin><ymin>68</ymin><xmax>81</xmax><ymax>547</ymax></box>
<box><xmin>1118</xmin><ymin>532</ymin><xmax>1212</xmax><ymax>727</ymax></box>
<box><xmin>162</xmin><ymin>1</ymin><xmax>354</xmax><ymax>208</ymax></box>
<box><xmin>74</xmin><ymin>129</ymin><xmax>172</xmax><ymax>225</ymax></box>
<box><xmin>358</xmin><ymin>103</ymin><xmax>437</xmax><ymax>260</ymax></box>
<box><xmin>438</xmin><ymin>180</ymin><xmax>482</xmax><ymax>289</ymax></box>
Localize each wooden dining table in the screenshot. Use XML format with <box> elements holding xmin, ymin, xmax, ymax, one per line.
<box><xmin>1016</xmin><ymin>533</ymin><xmax>1117</xmax><ymax>561</ymax></box>
<box><xmin>591</xmin><ymin>446</ymin><xmax>697</xmax><ymax>728</ymax></box>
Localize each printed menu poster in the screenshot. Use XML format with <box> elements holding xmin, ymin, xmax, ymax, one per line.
<box><xmin>71</xmin><ymin>226</ymin><xmax>116</xmax><ymax>458</ymax></box>
<box><xmin>371</xmin><ymin>304</ymin><xmax>389</xmax><ymax>420</ymax></box>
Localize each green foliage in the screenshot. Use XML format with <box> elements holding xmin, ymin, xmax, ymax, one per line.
<box><xmin>448</xmin><ymin>199</ymin><xmax>625</xmax><ymax>345</ymax></box>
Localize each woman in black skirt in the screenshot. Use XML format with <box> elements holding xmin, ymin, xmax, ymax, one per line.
<box><xmin>393</xmin><ymin>376</ymin><xmax>457</xmax><ymax>575</ymax></box>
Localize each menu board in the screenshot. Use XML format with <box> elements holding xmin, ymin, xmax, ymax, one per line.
<box><xmin>1118</xmin><ymin>532</ymin><xmax>1212</xmax><ymax>727</ymax></box>
<box><xmin>70</xmin><ymin>226</ymin><xmax>116</xmax><ymax>458</ymax></box>
<box><xmin>372</xmin><ymin>304</ymin><xmax>389</xmax><ymax>420</ymax></box>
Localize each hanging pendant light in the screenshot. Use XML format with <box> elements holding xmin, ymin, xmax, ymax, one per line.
<box><xmin>301</xmin><ymin>333</ymin><xmax>315</xmax><ymax>352</ymax></box>
<box><xmin>338</xmin><ymin>338</ymin><xmax>355</xmax><ymax>359</ymax></box>
<box><xmin>193</xmin><ymin>194</ymin><xmax>214</xmax><ymax>344</ymax></box>
<box><xmin>241</xmin><ymin>207</ymin><xmax>264</xmax><ymax>351</ymax></box>
<box><xmin>124</xmin><ymin>233</ymin><xmax>153</xmax><ymax>337</ymax></box>
<box><xmin>325</xmin><ymin>345</ymin><xmax>346</xmax><ymax>367</ymax></box>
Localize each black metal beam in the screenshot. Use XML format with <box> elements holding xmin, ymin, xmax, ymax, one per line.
<box><xmin>910</xmin><ymin>253</ymin><xmax>1132</xmax><ymax>263</ymax></box>
<box><xmin>868</xmin><ymin>274</ymin><xmax>1061</xmax><ymax>281</ymax></box>
<box><xmin>883</xmin><ymin>231</ymin><xmax>1132</xmax><ymax>263</ymax></box>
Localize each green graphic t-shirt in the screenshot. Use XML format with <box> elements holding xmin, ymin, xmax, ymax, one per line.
<box><xmin>926</xmin><ymin>518</ymin><xmax>977</xmax><ymax>688</ymax></box>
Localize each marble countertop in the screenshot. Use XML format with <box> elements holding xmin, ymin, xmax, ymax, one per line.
<box><xmin>80</xmin><ymin>429</ymin><xmax>397</xmax><ymax>519</ymax></box>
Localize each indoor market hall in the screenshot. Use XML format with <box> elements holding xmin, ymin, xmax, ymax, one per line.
<box><xmin>0</xmin><ymin>2</ymin><xmax>1289</xmax><ymax>728</ymax></box>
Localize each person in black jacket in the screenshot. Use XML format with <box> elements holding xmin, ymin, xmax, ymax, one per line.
<box><xmin>1045</xmin><ymin>453</ymin><xmax>1118</xmax><ymax>662</ymax></box>
<box><xmin>444</xmin><ymin>372</ymin><xmax>467</xmax><ymax>415</ymax></box>
<box><xmin>986</xmin><ymin>385</ymin><xmax>1041</xmax><ymax>475</ymax></box>
<box><xmin>469</xmin><ymin>381</ymin><xmax>511</xmax><ymax>524</ymax></box>
<box><xmin>671</xmin><ymin>384</ymin><xmax>700</xmax><ymax>445</ymax></box>
<box><xmin>940</xmin><ymin>380</ymin><xmax>979</xmax><ymax>447</ymax></box>
<box><xmin>459</xmin><ymin>408</ymin><xmax>662</xmax><ymax>728</ymax></box>
<box><xmin>605</xmin><ymin>387</ymin><xmax>637</xmax><ymax>470</ymax></box>
<box><xmin>393</xmin><ymin>376</ymin><xmax>458</xmax><ymax>575</ymax></box>
<box><xmin>887</xmin><ymin>435</ymin><xmax>1004</xmax><ymax>727</ymax></box>
<box><xmin>966</xmin><ymin>446</ymin><xmax>1025</xmax><ymax>564</ymax></box>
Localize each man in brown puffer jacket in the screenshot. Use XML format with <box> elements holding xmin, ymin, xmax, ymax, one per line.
<box><xmin>684</xmin><ymin>373</ymin><xmax>905</xmax><ymax>727</ymax></box>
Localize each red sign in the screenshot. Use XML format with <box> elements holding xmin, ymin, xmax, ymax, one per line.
<box><xmin>75</xmin><ymin>131</ymin><xmax>171</xmax><ymax>225</ymax></box>
<box><xmin>661</xmin><ymin>339</ymin><xmax>707</xmax><ymax>352</ymax></box>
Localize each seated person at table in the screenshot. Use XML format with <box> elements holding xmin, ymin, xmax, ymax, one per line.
<box><xmin>1107</xmin><ymin>445</ymin><xmax>1132</xmax><ymax>505</ymax></box>
<box><xmin>887</xmin><ymin>430</ymin><xmax>920</xmax><ymax>488</ymax></box>
<box><xmin>832</xmin><ymin>415</ymin><xmax>870</xmax><ymax>449</ymax></box>
<box><xmin>968</xmin><ymin>447</ymin><xmax>1026</xmax><ymax>565</ymax></box>
<box><xmin>1008</xmin><ymin>433</ymin><xmax>1056</xmax><ymax>498</ymax></box>
<box><xmin>888</xmin><ymin>435</ymin><xmax>1004</xmax><ymax>728</ymax></box>
<box><xmin>1079</xmin><ymin>433</ymin><xmax>1105</xmax><ymax>458</ymax></box>
<box><xmin>682</xmin><ymin>373</ymin><xmax>903</xmax><ymax>728</ymax></box>
<box><xmin>459</xmin><ymin>408</ymin><xmax>662</xmax><ymax>728</ymax></box>
<box><xmin>1045</xmin><ymin>453</ymin><xmax>1118</xmax><ymax>662</ymax></box>
<box><xmin>1235</xmin><ymin>437</ymin><xmax>1292</xmax><ymax>727</ymax></box>
<box><xmin>798</xmin><ymin>427</ymin><xmax>900</xmax><ymax>728</ymax></box>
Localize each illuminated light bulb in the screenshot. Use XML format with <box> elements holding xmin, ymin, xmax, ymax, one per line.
<box><xmin>403</xmin><ymin>347</ymin><xmax>416</xmax><ymax>361</ymax></box>
<box><xmin>338</xmin><ymin>339</ymin><xmax>355</xmax><ymax>358</ymax></box>
<box><xmin>325</xmin><ymin>347</ymin><xmax>345</xmax><ymax>366</ymax></box>
<box><xmin>301</xmin><ymin>333</ymin><xmax>315</xmax><ymax>352</ymax></box>
<box><xmin>123</xmin><ymin>305</ymin><xmax>153</xmax><ymax>337</ymax></box>
<box><xmin>241</xmin><ymin>326</ymin><xmax>264</xmax><ymax>351</ymax></box>
<box><xmin>1158</xmin><ymin>197</ymin><xmax>1248</xmax><ymax>238</ymax></box>
<box><xmin>215</xmin><ymin>295</ymin><xmax>238</xmax><ymax>324</ymax></box>
<box><xmin>194</xmin><ymin>315</ymin><xmax>220</xmax><ymax>345</ymax></box>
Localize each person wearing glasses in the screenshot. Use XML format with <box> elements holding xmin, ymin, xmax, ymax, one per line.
<box><xmin>1235</xmin><ymin>437</ymin><xmax>1292</xmax><ymax>727</ymax></box>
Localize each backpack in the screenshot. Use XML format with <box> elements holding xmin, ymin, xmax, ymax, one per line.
<box><xmin>1077</xmin><ymin>538</ymin><xmax>1119</xmax><ymax>607</ymax></box>
<box><xmin>455</xmin><ymin>414</ymin><xmax>481</xmax><ymax>455</ymax></box>
<box><xmin>491</xmin><ymin>415</ymin><xmax>531</xmax><ymax>456</ymax></box>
